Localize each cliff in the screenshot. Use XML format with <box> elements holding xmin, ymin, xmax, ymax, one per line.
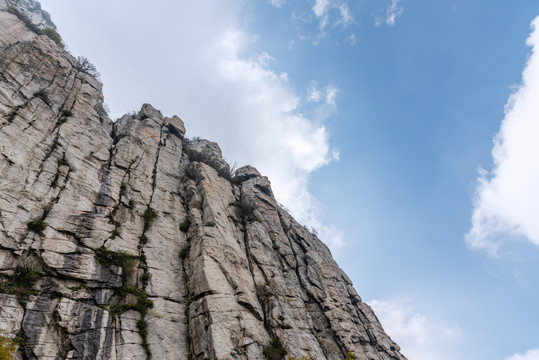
<box><xmin>0</xmin><ymin>2</ymin><xmax>407</xmax><ymax>360</ymax></box>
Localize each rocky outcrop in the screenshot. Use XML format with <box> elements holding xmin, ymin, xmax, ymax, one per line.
<box><xmin>1</xmin><ymin>0</ymin><xmax>55</xmax><ymax>30</ymax></box>
<box><xmin>0</xmin><ymin>2</ymin><xmax>407</xmax><ymax>360</ymax></box>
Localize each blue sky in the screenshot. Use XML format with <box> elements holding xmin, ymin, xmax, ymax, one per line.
<box><xmin>38</xmin><ymin>0</ymin><xmax>539</xmax><ymax>359</ymax></box>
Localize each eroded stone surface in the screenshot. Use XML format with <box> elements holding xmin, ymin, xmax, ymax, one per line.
<box><xmin>0</xmin><ymin>2</ymin><xmax>406</xmax><ymax>360</ymax></box>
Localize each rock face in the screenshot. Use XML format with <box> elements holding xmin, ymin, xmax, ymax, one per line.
<box><xmin>0</xmin><ymin>2</ymin><xmax>407</xmax><ymax>360</ymax></box>
<box><xmin>0</xmin><ymin>0</ymin><xmax>55</xmax><ymax>30</ymax></box>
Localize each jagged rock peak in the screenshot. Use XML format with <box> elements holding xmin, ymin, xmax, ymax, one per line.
<box><xmin>0</xmin><ymin>2</ymin><xmax>407</xmax><ymax>360</ymax></box>
<box><xmin>1</xmin><ymin>0</ymin><xmax>55</xmax><ymax>30</ymax></box>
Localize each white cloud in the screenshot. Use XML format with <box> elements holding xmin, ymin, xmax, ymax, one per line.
<box><xmin>313</xmin><ymin>0</ymin><xmax>331</xmax><ymax>18</ymax></box>
<box><xmin>325</xmin><ymin>84</ymin><xmax>339</xmax><ymax>106</ymax></box>
<box><xmin>368</xmin><ymin>300</ymin><xmax>460</xmax><ymax>360</ymax></box>
<box><xmin>349</xmin><ymin>33</ymin><xmax>357</xmax><ymax>46</ymax></box>
<box><xmin>337</xmin><ymin>4</ymin><xmax>353</xmax><ymax>26</ymax></box>
<box><xmin>38</xmin><ymin>0</ymin><xmax>342</xmax><ymax>250</ymax></box>
<box><xmin>256</xmin><ymin>51</ymin><xmax>274</xmax><ymax>67</ymax></box>
<box><xmin>309</xmin><ymin>0</ymin><xmax>355</xmax><ymax>41</ymax></box>
<box><xmin>307</xmin><ymin>82</ymin><xmax>339</xmax><ymax>106</ymax></box>
<box><xmin>375</xmin><ymin>0</ymin><xmax>404</xmax><ymax>27</ymax></box>
<box><xmin>307</xmin><ymin>81</ymin><xmax>322</xmax><ymax>102</ymax></box>
<box><xmin>506</xmin><ymin>348</ymin><xmax>539</xmax><ymax>360</ymax></box>
<box><xmin>269</xmin><ymin>0</ymin><xmax>286</xmax><ymax>8</ymax></box>
<box><xmin>466</xmin><ymin>15</ymin><xmax>539</xmax><ymax>255</ymax></box>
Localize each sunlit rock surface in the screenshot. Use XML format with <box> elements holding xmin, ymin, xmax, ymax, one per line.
<box><xmin>0</xmin><ymin>2</ymin><xmax>406</xmax><ymax>359</ymax></box>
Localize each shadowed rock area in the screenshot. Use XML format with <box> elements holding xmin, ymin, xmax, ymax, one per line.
<box><xmin>0</xmin><ymin>1</ymin><xmax>407</xmax><ymax>359</ymax></box>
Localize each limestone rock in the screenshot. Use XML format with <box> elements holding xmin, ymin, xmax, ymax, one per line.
<box><xmin>0</xmin><ymin>2</ymin><xmax>407</xmax><ymax>360</ymax></box>
<box><xmin>0</xmin><ymin>294</ymin><xmax>24</xmax><ymax>335</ymax></box>
<box><xmin>5</xmin><ymin>0</ymin><xmax>56</xmax><ymax>30</ymax></box>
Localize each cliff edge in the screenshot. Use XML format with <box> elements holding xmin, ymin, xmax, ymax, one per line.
<box><xmin>0</xmin><ymin>2</ymin><xmax>407</xmax><ymax>360</ymax></box>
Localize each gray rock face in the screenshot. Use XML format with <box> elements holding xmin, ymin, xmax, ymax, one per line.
<box><xmin>4</xmin><ymin>0</ymin><xmax>55</xmax><ymax>30</ymax></box>
<box><xmin>0</xmin><ymin>2</ymin><xmax>407</xmax><ymax>360</ymax></box>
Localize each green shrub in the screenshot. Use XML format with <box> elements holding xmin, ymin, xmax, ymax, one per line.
<box><xmin>111</xmin><ymin>227</ymin><xmax>121</xmax><ymax>239</ymax></box>
<box><xmin>344</xmin><ymin>352</ymin><xmax>356</xmax><ymax>360</ymax></box>
<box><xmin>40</xmin><ymin>27</ymin><xmax>62</xmax><ymax>46</ymax></box>
<box><xmin>128</xmin><ymin>199</ymin><xmax>136</xmax><ymax>210</ymax></box>
<box><xmin>141</xmin><ymin>272</ymin><xmax>151</xmax><ymax>286</ymax></box>
<box><xmin>68</xmin><ymin>284</ymin><xmax>84</xmax><ymax>291</ymax></box>
<box><xmin>118</xmin><ymin>286</ymin><xmax>153</xmax><ymax>306</ymax></box>
<box><xmin>139</xmin><ymin>234</ymin><xmax>149</xmax><ymax>245</ymax></box>
<box><xmin>179</xmin><ymin>219</ymin><xmax>191</xmax><ymax>232</ymax></box>
<box><xmin>0</xmin><ymin>266</ymin><xmax>42</xmax><ymax>305</ymax></box>
<box><xmin>263</xmin><ymin>338</ymin><xmax>287</xmax><ymax>360</ymax></box>
<box><xmin>136</xmin><ymin>319</ymin><xmax>148</xmax><ymax>336</ymax></box>
<box><xmin>34</xmin><ymin>89</ymin><xmax>50</xmax><ymax>106</ymax></box>
<box><xmin>7</xmin><ymin>110</ymin><xmax>17</xmax><ymax>122</ymax></box>
<box><xmin>60</xmin><ymin>109</ymin><xmax>73</xmax><ymax>117</ymax></box>
<box><xmin>14</xmin><ymin>329</ymin><xmax>26</xmax><ymax>347</ymax></box>
<box><xmin>94</xmin><ymin>247</ymin><xmax>137</xmax><ymax>282</ymax></box>
<box><xmin>179</xmin><ymin>243</ymin><xmax>190</xmax><ymax>260</ymax></box>
<box><xmin>142</xmin><ymin>208</ymin><xmax>158</xmax><ymax>231</ymax></box>
<box><xmin>27</xmin><ymin>219</ymin><xmax>47</xmax><ymax>234</ymax></box>
<box><xmin>94</xmin><ymin>247</ymin><xmax>131</xmax><ymax>267</ymax></box>
<box><xmin>204</xmin><ymin>222</ymin><xmax>216</xmax><ymax>227</ymax></box>
<box><xmin>13</xmin><ymin>267</ymin><xmax>42</xmax><ymax>286</ymax></box>
<box><xmin>111</xmin><ymin>286</ymin><xmax>154</xmax><ymax>315</ymax></box>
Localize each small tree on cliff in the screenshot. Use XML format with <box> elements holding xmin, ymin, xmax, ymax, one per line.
<box><xmin>263</xmin><ymin>337</ymin><xmax>287</xmax><ymax>360</ymax></box>
<box><xmin>74</xmin><ymin>56</ymin><xmax>100</xmax><ymax>78</ymax></box>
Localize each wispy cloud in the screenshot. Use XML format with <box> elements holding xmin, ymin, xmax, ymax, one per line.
<box><xmin>369</xmin><ymin>300</ymin><xmax>460</xmax><ymax>360</ymax></box>
<box><xmin>313</xmin><ymin>0</ymin><xmax>331</xmax><ymax>18</ymax></box>
<box><xmin>268</xmin><ymin>0</ymin><xmax>286</xmax><ymax>8</ymax></box>
<box><xmin>307</xmin><ymin>81</ymin><xmax>339</xmax><ymax>106</ymax></box>
<box><xmin>466</xmin><ymin>15</ymin><xmax>539</xmax><ymax>255</ymax></box>
<box><xmin>375</xmin><ymin>0</ymin><xmax>404</xmax><ymax>27</ymax></box>
<box><xmin>336</xmin><ymin>4</ymin><xmax>354</xmax><ymax>27</ymax></box>
<box><xmin>307</xmin><ymin>81</ymin><xmax>322</xmax><ymax>102</ymax></box>
<box><xmin>349</xmin><ymin>33</ymin><xmax>357</xmax><ymax>46</ymax></box>
<box><xmin>325</xmin><ymin>84</ymin><xmax>339</xmax><ymax>106</ymax></box>
<box><xmin>308</xmin><ymin>0</ymin><xmax>355</xmax><ymax>42</ymax></box>
<box><xmin>506</xmin><ymin>348</ymin><xmax>539</xmax><ymax>360</ymax></box>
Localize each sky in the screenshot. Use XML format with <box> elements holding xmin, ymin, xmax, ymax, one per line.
<box><xmin>37</xmin><ymin>1</ymin><xmax>539</xmax><ymax>359</ymax></box>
